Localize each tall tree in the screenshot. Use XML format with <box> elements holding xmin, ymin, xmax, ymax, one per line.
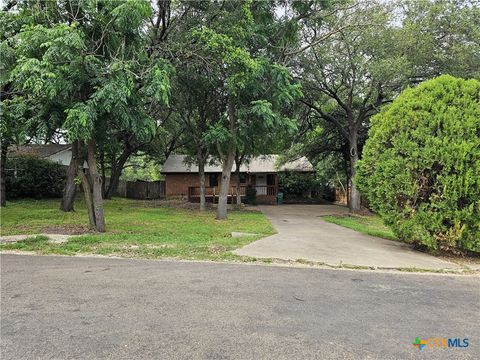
<box><xmin>296</xmin><ymin>1</ymin><xmax>409</xmax><ymax>211</ymax></box>
<box><xmin>294</xmin><ymin>0</ymin><xmax>480</xmax><ymax>212</ymax></box>
<box><xmin>0</xmin><ymin>1</ymin><xmax>47</xmax><ymax>206</ymax></box>
<box><xmin>169</xmin><ymin>55</ymin><xmax>222</xmax><ymax>211</ymax></box>
<box><xmin>99</xmin><ymin>0</ymin><xmax>182</xmax><ymax>200</ymax></box>
<box><xmin>400</xmin><ymin>0</ymin><xmax>480</xmax><ymax>81</ymax></box>
<box><xmin>7</xmin><ymin>0</ymin><xmax>171</xmax><ymax>230</ymax></box>
<box><xmin>187</xmin><ymin>2</ymin><xmax>301</xmax><ymax>220</ymax></box>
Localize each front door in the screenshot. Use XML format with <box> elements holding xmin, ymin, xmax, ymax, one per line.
<box><xmin>266</xmin><ymin>174</ymin><xmax>276</xmax><ymax>186</ymax></box>
<box><xmin>256</xmin><ymin>174</ymin><xmax>267</xmax><ymax>195</ymax></box>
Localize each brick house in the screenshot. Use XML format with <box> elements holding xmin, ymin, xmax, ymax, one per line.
<box><xmin>161</xmin><ymin>154</ymin><xmax>314</xmax><ymax>204</ymax></box>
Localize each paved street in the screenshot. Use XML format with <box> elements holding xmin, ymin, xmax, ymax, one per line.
<box><xmin>1</xmin><ymin>254</ymin><xmax>478</xmax><ymax>360</ymax></box>
<box><xmin>235</xmin><ymin>205</ymin><xmax>460</xmax><ymax>270</ymax></box>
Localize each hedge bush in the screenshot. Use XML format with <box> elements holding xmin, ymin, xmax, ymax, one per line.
<box><xmin>5</xmin><ymin>155</ymin><xmax>66</xmax><ymax>199</ymax></box>
<box><xmin>355</xmin><ymin>75</ymin><xmax>480</xmax><ymax>253</ymax></box>
<box><xmin>278</xmin><ymin>171</ymin><xmax>318</xmax><ymax>197</ymax></box>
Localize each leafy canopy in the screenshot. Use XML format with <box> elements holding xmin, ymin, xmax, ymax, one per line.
<box><xmin>6</xmin><ymin>0</ymin><xmax>172</xmax><ymax>144</ymax></box>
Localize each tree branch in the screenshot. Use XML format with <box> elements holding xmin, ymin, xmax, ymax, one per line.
<box><xmin>300</xmin><ymin>99</ymin><xmax>349</xmax><ymax>139</ymax></box>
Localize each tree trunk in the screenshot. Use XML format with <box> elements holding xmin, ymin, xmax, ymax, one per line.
<box><xmin>100</xmin><ymin>149</ymin><xmax>106</xmax><ymax>198</ymax></box>
<box><xmin>104</xmin><ymin>148</ymin><xmax>131</xmax><ymax>200</ymax></box>
<box><xmin>87</xmin><ymin>139</ymin><xmax>106</xmax><ymax>232</ymax></box>
<box><xmin>0</xmin><ymin>143</ymin><xmax>7</xmax><ymax>207</ymax></box>
<box><xmin>60</xmin><ymin>140</ymin><xmax>80</xmax><ymax>212</ymax></box>
<box><xmin>78</xmin><ymin>168</ymin><xmax>96</xmax><ymax>228</ymax></box>
<box><xmin>198</xmin><ymin>149</ymin><xmax>206</xmax><ymax>211</ymax></box>
<box><xmin>216</xmin><ymin>97</ymin><xmax>237</xmax><ymax>220</ymax></box>
<box><xmin>216</xmin><ymin>152</ymin><xmax>235</xmax><ymax>220</ymax></box>
<box><xmin>235</xmin><ymin>158</ymin><xmax>241</xmax><ymax>206</ymax></box>
<box><xmin>348</xmin><ymin>133</ymin><xmax>361</xmax><ymax>212</ymax></box>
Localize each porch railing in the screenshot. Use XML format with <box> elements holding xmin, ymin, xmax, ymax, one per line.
<box><xmin>188</xmin><ymin>185</ymin><xmax>247</xmax><ymax>197</ymax></box>
<box><xmin>256</xmin><ymin>185</ymin><xmax>277</xmax><ymax>196</ymax></box>
<box><xmin>187</xmin><ymin>185</ymin><xmax>276</xmax><ymax>202</ymax></box>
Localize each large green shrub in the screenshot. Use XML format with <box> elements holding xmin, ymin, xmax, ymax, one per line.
<box><xmin>5</xmin><ymin>155</ymin><xmax>66</xmax><ymax>199</ymax></box>
<box><xmin>279</xmin><ymin>171</ymin><xmax>318</xmax><ymax>197</ymax></box>
<box><xmin>356</xmin><ymin>75</ymin><xmax>480</xmax><ymax>253</ymax></box>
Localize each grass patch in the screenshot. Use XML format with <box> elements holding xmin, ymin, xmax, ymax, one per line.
<box><xmin>0</xmin><ymin>197</ymin><xmax>275</xmax><ymax>261</ymax></box>
<box><xmin>321</xmin><ymin>214</ymin><xmax>397</xmax><ymax>241</ymax></box>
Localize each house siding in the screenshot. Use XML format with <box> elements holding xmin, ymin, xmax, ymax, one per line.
<box><xmin>163</xmin><ymin>172</ymin><xmax>278</xmax><ymax>205</ymax></box>
<box><xmin>164</xmin><ymin>173</ymin><xmax>248</xmax><ymax>197</ymax></box>
<box><xmin>165</xmin><ymin>173</ymin><xmax>199</xmax><ymax>197</ymax></box>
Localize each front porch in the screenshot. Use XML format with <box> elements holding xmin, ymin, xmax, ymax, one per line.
<box><xmin>187</xmin><ymin>184</ymin><xmax>278</xmax><ymax>205</ymax></box>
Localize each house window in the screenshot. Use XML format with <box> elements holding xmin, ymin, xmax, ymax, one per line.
<box><xmin>209</xmin><ymin>174</ymin><xmax>219</xmax><ymax>187</ymax></box>
<box><xmin>239</xmin><ymin>173</ymin><xmax>247</xmax><ymax>184</ymax></box>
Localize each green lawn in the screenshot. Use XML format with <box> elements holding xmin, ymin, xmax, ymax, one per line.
<box><xmin>0</xmin><ymin>198</ymin><xmax>275</xmax><ymax>261</ymax></box>
<box><xmin>321</xmin><ymin>214</ymin><xmax>397</xmax><ymax>241</ymax></box>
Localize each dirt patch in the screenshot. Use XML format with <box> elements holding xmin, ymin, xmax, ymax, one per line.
<box><xmin>126</xmin><ymin>198</ymin><xmax>263</xmax><ymax>212</ymax></box>
<box><xmin>436</xmin><ymin>251</ymin><xmax>480</xmax><ymax>269</ymax></box>
<box><xmin>208</xmin><ymin>244</ymin><xmax>228</xmax><ymax>254</ymax></box>
<box><xmin>40</xmin><ymin>225</ymin><xmax>90</xmax><ymax>235</ymax></box>
<box><xmin>144</xmin><ymin>244</ymin><xmax>177</xmax><ymax>249</ymax></box>
<box><xmin>126</xmin><ymin>198</ymin><xmax>213</xmax><ymax>210</ymax></box>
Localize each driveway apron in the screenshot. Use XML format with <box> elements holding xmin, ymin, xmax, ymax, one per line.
<box><xmin>235</xmin><ymin>205</ymin><xmax>459</xmax><ymax>270</ymax></box>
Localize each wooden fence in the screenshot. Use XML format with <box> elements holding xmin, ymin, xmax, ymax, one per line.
<box><xmin>126</xmin><ymin>180</ymin><xmax>165</xmax><ymax>200</ymax></box>
<box><xmin>335</xmin><ymin>188</ymin><xmax>348</xmax><ymax>205</ymax></box>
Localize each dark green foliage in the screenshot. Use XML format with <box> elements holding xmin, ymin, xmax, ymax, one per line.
<box><xmin>245</xmin><ymin>185</ymin><xmax>257</xmax><ymax>205</ymax></box>
<box><xmin>5</xmin><ymin>155</ymin><xmax>66</xmax><ymax>199</ymax></box>
<box><xmin>279</xmin><ymin>171</ymin><xmax>319</xmax><ymax>197</ymax></box>
<box><xmin>356</xmin><ymin>75</ymin><xmax>480</xmax><ymax>253</ymax></box>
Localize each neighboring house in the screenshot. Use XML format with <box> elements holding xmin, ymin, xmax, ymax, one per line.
<box><xmin>162</xmin><ymin>154</ymin><xmax>314</xmax><ymax>204</ymax></box>
<box><xmin>8</xmin><ymin>144</ymin><xmax>88</xmax><ymax>168</ymax></box>
<box><xmin>8</xmin><ymin>144</ymin><xmax>138</xmax><ymax>196</ymax></box>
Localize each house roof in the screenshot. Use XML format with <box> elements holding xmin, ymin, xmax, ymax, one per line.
<box><xmin>161</xmin><ymin>154</ymin><xmax>314</xmax><ymax>173</ymax></box>
<box><xmin>8</xmin><ymin>144</ymin><xmax>72</xmax><ymax>158</ymax></box>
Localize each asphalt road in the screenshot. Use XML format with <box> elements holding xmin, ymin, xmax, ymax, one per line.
<box><xmin>1</xmin><ymin>254</ymin><xmax>479</xmax><ymax>360</ymax></box>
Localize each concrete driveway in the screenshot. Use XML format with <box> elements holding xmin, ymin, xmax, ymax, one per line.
<box><xmin>235</xmin><ymin>205</ymin><xmax>460</xmax><ymax>270</ymax></box>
